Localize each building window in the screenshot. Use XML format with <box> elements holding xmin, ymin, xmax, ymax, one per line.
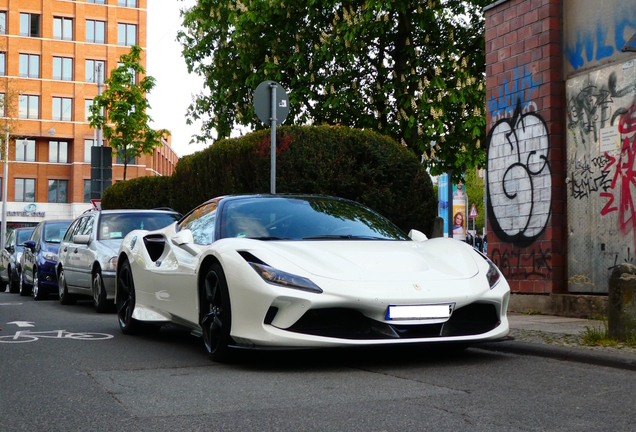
<box><xmin>85</xmin><ymin>60</ymin><xmax>105</xmax><ymax>83</ymax></box>
<box><xmin>53</xmin><ymin>57</ymin><xmax>73</xmax><ymax>81</ymax></box>
<box><xmin>53</xmin><ymin>17</ymin><xmax>73</xmax><ymax>41</ymax></box>
<box><xmin>86</xmin><ymin>20</ymin><xmax>105</xmax><ymax>44</ymax></box>
<box><xmin>0</xmin><ymin>52</ymin><xmax>5</xmax><ymax>76</ymax></box>
<box><xmin>19</xmin><ymin>54</ymin><xmax>40</xmax><ymax>78</ymax></box>
<box><xmin>116</xmin><ymin>149</ymin><xmax>135</xmax><ymax>165</ymax></box>
<box><xmin>119</xmin><ymin>0</ymin><xmax>137</xmax><ymax>7</ymax></box>
<box><xmin>84</xmin><ymin>180</ymin><xmax>92</xmax><ymax>203</ymax></box>
<box><xmin>0</xmin><ymin>93</ymin><xmax>4</xmax><ymax>117</ymax></box>
<box><xmin>20</xmin><ymin>13</ymin><xmax>40</xmax><ymax>37</ymax></box>
<box><xmin>49</xmin><ymin>141</ymin><xmax>68</xmax><ymax>163</ymax></box>
<box><xmin>52</xmin><ymin>97</ymin><xmax>73</xmax><ymax>121</ymax></box>
<box><xmin>15</xmin><ymin>179</ymin><xmax>36</xmax><ymax>202</ymax></box>
<box><xmin>85</xmin><ymin>99</ymin><xmax>93</xmax><ymax>122</ymax></box>
<box><xmin>85</xmin><ymin>139</ymin><xmax>94</xmax><ymax>163</ymax></box>
<box><xmin>118</xmin><ymin>23</ymin><xmax>136</xmax><ymax>46</ymax></box>
<box><xmin>18</xmin><ymin>95</ymin><xmax>39</xmax><ymax>119</ymax></box>
<box><xmin>0</xmin><ymin>12</ymin><xmax>6</xmax><ymax>34</ymax></box>
<box><xmin>48</xmin><ymin>180</ymin><xmax>68</xmax><ymax>203</ymax></box>
<box><xmin>87</xmin><ymin>0</ymin><xmax>106</xmax><ymax>4</ymax></box>
<box><xmin>16</xmin><ymin>140</ymin><xmax>36</xmax><ymax>162</ymax></box>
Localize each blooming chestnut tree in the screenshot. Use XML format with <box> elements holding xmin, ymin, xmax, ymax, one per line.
<box><xmin>178</xmin><ymin>0</ymin><xmax>491</xmax><ymax>177</ymax></box>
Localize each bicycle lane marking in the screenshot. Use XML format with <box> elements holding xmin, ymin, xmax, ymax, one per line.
<box><xmin>0</xmin><ymin>330</ymin><xmax>115</xmax><ymax>343</ymax></box>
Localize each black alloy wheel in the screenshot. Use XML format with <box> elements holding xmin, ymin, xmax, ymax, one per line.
<box><xmin>200</xmin><ymin>263</ymin><xmax>233</xmax><ymax>362</ymax></box>
<box><xmin>92</xmin><ymin>271</ymin><xmax>109</xmax><ymax>313</ymax></box>
<box><xmin>58</xmin><ymin>268</ymin><xmax>76</xmax><ymax>305</ymax></box>
<box><xmin>117</xmin><ymin>261</ymin><xmax>141</xmax><ymax>334</ymax></box>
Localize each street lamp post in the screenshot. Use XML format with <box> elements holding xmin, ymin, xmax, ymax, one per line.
<box><xmin>1</xmin><ymin>121</ymin><xmax>9</xmax><ymax>249</ymax></box>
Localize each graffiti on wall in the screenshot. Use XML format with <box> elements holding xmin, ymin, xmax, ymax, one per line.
<box><xmin>488</xmin><ymin>66</ymin><xmax>542</xmax><ymax>122</ymax></box>
<box><xmin>568</xmin><ymin>72</ymin><xmax>636</xmax><ymax>147</ymax></box>
<box><xmin>487</xmin><ymin>101</ymin><xmax>552</xmax><ymax>248</ymax></box>
<box><xmin>566</xmin><ymin>60</ymin><xmax>636</xmax><ymax>293</ymax></box>
<box><xmin>565</xmin><ymin>12</ymin><xmax>636</xmax><ymax>71</ymax></box>
<box><xmin>490</xmin><ymin>246</ymin><xmax>552</xmax><ymax>279</ymax></box>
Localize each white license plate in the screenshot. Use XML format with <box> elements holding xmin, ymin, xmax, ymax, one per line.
<box><xmin>386</xmin><ymin>304</ymin><xmax>454</xmax><ymax>320</ymax></box>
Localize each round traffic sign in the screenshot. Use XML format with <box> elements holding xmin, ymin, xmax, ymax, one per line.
<box><xmin>253</xmin><ymin>80</ymin><xmax>289</xmax><ymax>126</ymax></box>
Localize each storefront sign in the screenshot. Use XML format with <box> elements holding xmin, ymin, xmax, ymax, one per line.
<box><xmin>6</xmin><ymin>204</ymin><xmax>45</xmax><ymax>217</ymax></box>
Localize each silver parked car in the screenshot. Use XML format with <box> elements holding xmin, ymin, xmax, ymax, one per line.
<box><xmin>57</xmin><ymin>209</ymin><xmax>181</xmax><ymax>312</ymax></box>
<box><xmin>0</xmin><ymin>227</ymin><xmax>35</xmax><ymax>293</ymax></box>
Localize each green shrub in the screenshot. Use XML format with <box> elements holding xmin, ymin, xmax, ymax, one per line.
<box><xmin>170</xmin><ymin>125</ymin><xmax>437</xmax><ymax>235</ymax></box>
<box><xmin>102</xmin><ymin>175</ymin><xmax>173</xmax><ymax>210</ymax></box>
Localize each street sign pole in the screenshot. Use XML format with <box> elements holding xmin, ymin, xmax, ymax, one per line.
<box><xmin>270</xmin><ymin>83</ymin><xmax>277</xmax><ymax>194</ymax></box>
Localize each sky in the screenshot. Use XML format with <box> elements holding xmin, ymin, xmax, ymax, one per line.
<box><xmin>146</xmin><ymin>0</ymin><xmax>207</xmax><ymax>158</ymax></box>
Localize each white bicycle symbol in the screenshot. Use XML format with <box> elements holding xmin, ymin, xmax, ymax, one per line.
<box><xmin>0</xmin><ymin>330</ymin><xmax>114</xmax><ymax>343</ymax></box>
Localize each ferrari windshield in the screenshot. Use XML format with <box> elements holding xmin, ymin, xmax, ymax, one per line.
<box><xmin>220</xmin><ymin>196</ymin><xmax>409</xmax><ymax>241</ymax></box>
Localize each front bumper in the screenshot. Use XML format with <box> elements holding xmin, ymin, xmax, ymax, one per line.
<box><xmin>225</xmin><ymin>265</ymin><xmax>511</xmax><ymax>349</ymax></box>
<box><xmin>38</xmin><ymin>260</ymin><xmax>59</xmax><ymax>291</ymax></box>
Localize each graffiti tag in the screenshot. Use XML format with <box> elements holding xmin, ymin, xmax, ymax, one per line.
<box><xmin>488</xmin><ymin>66</ymin><xmax>542</xmax><ymax>119</ymax></box>
<box><xmin>490</xmin><ymin>246</ymin><xmax>552</xmax><ymax>280</ymax></box>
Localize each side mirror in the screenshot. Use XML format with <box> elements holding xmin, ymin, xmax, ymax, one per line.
<box><xmin>23</xmin><ymin>240</ymin><xmax>36</xmax><ymax>251</ymax></box>
<box><xmin>408</xmin><ymin>229</ymin><xmax>428</xmax><ymax>242</ymax></box>
<box><xmin>171</xmin><ymin>229</ymin><xmax>198</xmax><ymax>255</ymax></box>
<box><xmin>73</xmin><ymin>234</ymin><xmax>91</xmax><ymax>245</ymax></box>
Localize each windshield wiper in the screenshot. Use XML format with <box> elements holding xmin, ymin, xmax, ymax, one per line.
<box><xmin>302</xmin><ymin>235</ymin><xmax>384</xmax><ymax>240</ymax></box>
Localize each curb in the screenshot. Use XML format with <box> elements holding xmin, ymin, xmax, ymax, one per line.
<box><xmin>475</xmin><ymin>340</ymin><xmax>636</xmax><ymax>371</ymax></box>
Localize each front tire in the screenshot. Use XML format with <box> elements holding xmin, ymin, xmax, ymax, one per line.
<box><xmin>200</xmin><ymin>263</ymin><xmax>233</xmax><ymax>362</ymax></box>
<box><xmin>58</xmin><ymin>268</ymin><xmax>76</xmax><ymax>305</ymax></box>
<box><xmin>19</xmin><ymin>273</ymin><xmax>31</xmax><ymax>297</ymax></box>
<box><xmin>92</xmin><ymin>271</ymin><xmax>110</xmax><ymax>313</ymax></box>
<box><xmin>8</xmin><ymin>266</ymin><xmax>19</xmax><ymax>293</ymax></box>
<box><xmin>33</xmin><ymin>269</ymin><xmax>46</xmax><ymax>300</ymax></box>
<box><xmin>117</xmin><ymin>260</ymin><xmax>142</xmax><ymax>334</ymax></box>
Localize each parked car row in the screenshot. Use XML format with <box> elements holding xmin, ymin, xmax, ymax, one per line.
<box><xmin>1</xmin><ymin>208</ymin><xmax>181</xmax><ymax>312</ymax></box>
<box><xmin>1</xmin><ymin>194</ymin><xmax>511</xmax><ymax>363</ymax></box>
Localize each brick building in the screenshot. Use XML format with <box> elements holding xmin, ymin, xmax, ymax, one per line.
<box><xmin>485</xmin><ymin>0</ymin><xmax>636</xmax><ymax>315</ymax></box>
<box><xmin>0</xmin><ymin>0</ymin><xmax>178</xmax><ymax>232</ymax></box>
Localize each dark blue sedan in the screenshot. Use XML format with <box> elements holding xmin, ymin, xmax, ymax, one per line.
<box><xmin>20</xmin><ymin>220</ymin><xmax>72</xmax><ymax>300</ymax></box>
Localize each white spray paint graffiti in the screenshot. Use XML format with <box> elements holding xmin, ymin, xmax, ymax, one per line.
<box><xmin>487</xmin><ymin>103</ymin><xmax>552</xmax><ymax>246</ymax></box>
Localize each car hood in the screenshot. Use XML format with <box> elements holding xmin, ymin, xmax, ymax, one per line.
<box><xmin>100</xmin><ymin>239</ymin><xmax>124</xmax><ymax>255</ymax></box>
<box><xmin>253</xmin><ymin>238</ymin><xmax>479</xmax><ymax>282</ymax></box>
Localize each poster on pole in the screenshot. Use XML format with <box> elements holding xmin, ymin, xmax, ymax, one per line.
<box><xmin>438</xmin><ymin>174</ymin><xmax>449</xmax><ymax>235</ymax></box>
<box><xmin>452</xmin><ymin>181</ymin><xmax>467</xmax><ymax>237</ymax></box>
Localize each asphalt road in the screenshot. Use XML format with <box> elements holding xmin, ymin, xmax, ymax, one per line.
<box><xmin>1</xmin><ymin>291</ymin><xmax>635</xmax><ymax>432</ymax></box>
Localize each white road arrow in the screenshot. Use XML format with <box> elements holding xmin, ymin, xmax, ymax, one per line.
<box><xmin>7</xmin><ymin>321</ymin><xmax>35</xmax><ymax>327</ymax></box>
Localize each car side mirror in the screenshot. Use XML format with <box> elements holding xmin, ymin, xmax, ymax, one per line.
<box><xmin>73</xmin><ymin>234</ymin><xmax>91</xmax><ymax>245</ymax></box>
<box><xmin>171</xmin><ymin>230</ymin><xmax>198</xmax><ymax>255</ymax></box>
<box><xmin>408</xmin><ymin>229</ymin><xmax>428</xmax><ymax>242</ymax></box>
<box><xmin>23</xmin><ymin>240</ymin><xmax>36</xmax><ymax>251</ymax></box>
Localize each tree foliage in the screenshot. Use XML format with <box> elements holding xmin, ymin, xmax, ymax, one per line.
<box><xmin>178</xmin><ymin>0</ymin><xmax>491</xmax><ymax>180</ymax></box>
<box><xmin>89</xmin><ymin>45</ymin><xmax>168</xmax><ymax>180</ymax></box>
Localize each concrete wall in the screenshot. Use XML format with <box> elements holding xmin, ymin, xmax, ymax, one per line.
<box><xmin>485</xmin><ymin>0</ymin><xmax>567</xmax><ymax>294</ymax></box>
<box><xmin>563</xmin><ymin>0</ymin><xmax>636</xmax><ymax>78</ymax></box>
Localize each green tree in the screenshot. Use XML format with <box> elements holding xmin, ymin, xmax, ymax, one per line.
<box><xmin>178</xmin><ymin>0</ymin><xmax>492</xmax><ymax>181</ymax></box>
<box><xmin>464</xmin><ymin>167</ymin><xmax>485</xmax><ymax>233</ymax></box>
<box><xmin>89</xmin><ymin>45</ymin><xmax>168</xmax><ymax>180</ymax></box>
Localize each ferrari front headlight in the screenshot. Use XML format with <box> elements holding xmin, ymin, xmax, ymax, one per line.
<box><xmin>475</xmin><ymin>250</ymin><xmax>501</xmax><ymax>289</ymax></box>
<box><xmin>248</xmin><ymin>262</ymin><xmax>323</xmax><ymax>294</ymax></box>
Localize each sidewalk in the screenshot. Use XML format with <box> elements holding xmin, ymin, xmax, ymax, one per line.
<box><xmin>477</xmin><ymin>313</ymin><xmax>636</xmax><ymax>371</ymax></box>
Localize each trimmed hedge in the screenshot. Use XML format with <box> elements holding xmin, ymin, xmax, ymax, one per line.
<box><xmin>102</xmin><ymin>175</ymin><xmax>173</xmax><ymax>210</ymax></box>
<box><xmin>103</xmin><ymin>125</ymin><xmax>437</xmax><ymax>235</ymax></box>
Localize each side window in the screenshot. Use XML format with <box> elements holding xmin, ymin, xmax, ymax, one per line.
<box><xmin>73</xmin><ymin>217</ymin><xmax>88</xmax><ymax>241</ymax></box>
<box><xmin>6</xmin><ymin>230</ymin><xmax>14</xmax><ymax>247</ymax></box>
<box><xmin>180</xmin><ymin>202</ymin><xmax>218</xmax><ymax>245</ymax></box>
<box><xmin>82</xmin><ymin>216</ymin><xmax>95</xmax><ymax>237</ymax></box>
<box><xmin>33</xmin><ymin>225</ymin><xmax>42</xmax><ymax>249</ymax></box>
<box><xmin>63</xmin><ymin>219</ymin><xmax>79</xmax><ymax>242</ymax></box>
